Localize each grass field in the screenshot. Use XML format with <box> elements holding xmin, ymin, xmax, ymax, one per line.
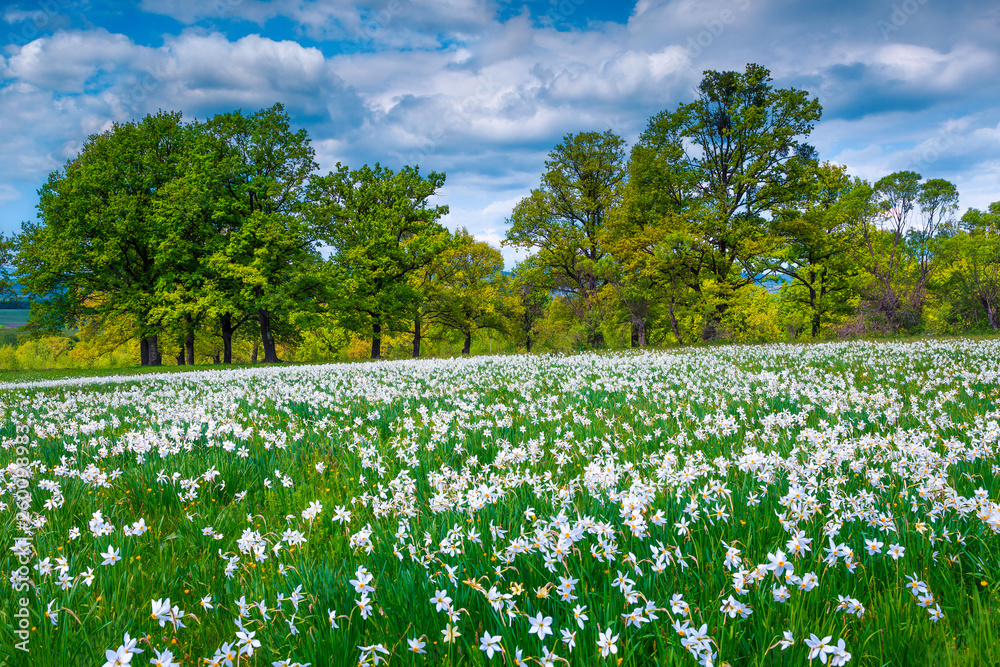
<box><xmin>0</xmin><ymin>363</ymin><xmax>258</xmax><ymax>385</ymax></box>
<box><xmin>0</xmin><ymin>310</ymin><xmax>28</xmax><ymax>329</ymax></box>
<box><xmin>2</xmin><ymin>339</ymin><xmax>1000</xmax><ymax>666</ymax></box>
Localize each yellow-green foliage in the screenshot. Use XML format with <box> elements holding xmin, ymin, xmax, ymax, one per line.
<box><xmin>532</xmin><ymin>298</ymin><xmax>583</xmax><ymax>352</ymax></box>
<box><xmin>0</xmin><ymin>335</ymin><xmax>139</xmax><ymax>370</ymax></box>
<box><xmin>723</xmin><ymin>285</ymin><xmax>785</xmax><ymax>343</ymax></box>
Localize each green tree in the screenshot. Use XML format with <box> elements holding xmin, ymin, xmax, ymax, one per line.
<box><xmin>769</xmin><ymin>162</ymin><xmax>871</xmax><ymax>337</ymax></box>
<box><xmin>603</xmin><ymin>174</ymin><xmax>705</xmax><ymax>347</ymax></box>
<box><xmin>504</xmin><ymin>130</ymin><xmax>627</xmax><ymax>348</ymax></box>
<box><xmin>430</xmin><ymin>229</ymin><xmax>513</xmax><ymax>355</ymax></box>
<box><xmin>146</xmin><ymin>146</ymin><xmax>216</xmax><ymax>366</ymax></box>
<box><xmin>594</xmin><ymin>255</ymin><xmax>653</xmax><ymax>348</ymax></box>
<box><xmin>604</xmin><ymin>143</ymin><xmax>705</xmax><ymax>346</ymax></box>
<box><xmin>509</xmin><ymin>258</ymin><xmax>550</xmax><ymax>353</ymax></box>
<box><xmin>934</xmin><ymin>202</ymin><xmax>1000</xmax><ymax>330</ymax></box>
<box><xmin>311</xmin><ymin>163</ymin><xmax>451</xmax><ymax>359</ymax></box>
<box><xmin>408</xmin><ymin>228</ymin><xmax>467</xmax><ymax>358</ymax></box>
<box><xmin>194</xmin><ymin>104</ymin><xmax>323</xmax><ymax>363</ymax></box>
<box><xmin>859</xmin><ymin>171</ymin><xmax>957</xmax><ymax>331</ymax></box>
<box><xmin>17</xmin><ymin>111</ymin><xmax>187</xmax><ymax>365</ymax></box>
<box><xmin>407</xmin><ymin>253</ymin><xmax>450</xmax><ymax>359</ymax></box>
<box><xmin>632</xmin><ymin>63</ymin><xmax>822</xmax><ymax>339</ymax></box>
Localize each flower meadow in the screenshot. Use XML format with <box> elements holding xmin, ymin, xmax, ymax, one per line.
<box><xmin>2</xmin><ymin>340</ymin><xmax>1000</xmax><ymax>667</ymax></box>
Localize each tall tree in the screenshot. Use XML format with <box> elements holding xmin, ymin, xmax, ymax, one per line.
<box><xmin>594</xmin><ymin>254</ymin><xmax>653</xmax><ymax>348</ymax></box>
<box><xmin>17</xmin><ymin>111</ymin><xmax>187</xmax><ymax>365</ymax></box>
<box><xmin>509</xmin><ymin>258</ymin><xmax>550</xmax><ymax>353</ymax></box>
<box><xmin>311</xmin><ymin>163</ymin><xmax>451</xmax><ymax>359</ymax></box>
<box><xmin>605</xmin><ymin>133</ymin><xmax>701</xmax><ymax>346</ymax></box>
<box><xmin>859</xmin><ymin>171</ymin><xmax>957</xmax><ymax>331</ymax></box>
<box><xmin>408</xmin><ymin>229</ymin><xmax>462</xmax><ymax>358</ymax></box>
<box><xmin>504</xmin><ymin>130</ymin><xmax>627</xmax><ymax>348</ymax></box>
<box><xmin>632</xmin><ymin>63</ymin><xmax>822</xmax><ymax>339</ymax></box>
<box><xmin>197</xmin><ymin>104</ymin><xmax>322</xmax><ymax>363</ymax></box>
<box><xmin>913</xmin><ymin>178</ymin><xmax>960</xmax><ymax>292</ymax></box>
<box><xmin>147</xmin><ymin>146</ymin><xmax>216</xmax><ymax>366</ymax></box>
<box><xmin>935</xmin><ymin>202</ymin><xmax>1000</xmax><ymax>330</ymax></box>
<box><xmin>431</xmin><ymin>229</ymin><xmax>513</xmax><ymax>355</ymax></box>
<box><xmin>769</xmin><ymin>162</ymin><xmax>871</xmax><ymax>337</ymax></box>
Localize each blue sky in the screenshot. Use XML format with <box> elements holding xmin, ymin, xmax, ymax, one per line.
<box><xmin>1</xmin><ymin>0</ymin><xmax>999</xmax><ymax>264</ymax></box>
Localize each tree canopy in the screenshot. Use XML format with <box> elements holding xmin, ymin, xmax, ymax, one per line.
<box><xmin>7</xmin><ymin>63</ymin><xmax>998</xmax><ymax>369</ymax></box>
<box><xmin>310</xmin><ymin>163</ymin><xmax>451</xmax><ymax>359</ymax></box>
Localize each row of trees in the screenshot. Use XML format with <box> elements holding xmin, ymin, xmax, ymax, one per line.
<box><xmin>6</xmin><ymin>104</ymin><xmax>520</xmax><ymax>364</ymax></box>
<box><xmin>505</xmin><ymin>64</ymin><xmax>1000</xmax><ymax>346</ymax></box>
<box><xmin>4</xmin><ymin>64</ymin><xmax>1000</xmax><ymax>366</ymax></box>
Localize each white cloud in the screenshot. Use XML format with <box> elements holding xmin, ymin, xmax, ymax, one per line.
<box><xmin>0</xmin><ymin>29</ymin><xmax>370</xmax><ymax>195</ymax></box>
<box><xmin>1</xmin><ymin>0</ymin><xmax>1000</xmax><ymax>243</ymax></box>
<box><xmin>868</xmin><ymin>43</ymin><xmax>995</xmax><ymax>91</ymax></box>
<box><xmin>145</xmin><ymin>32</ymin><xmax>338</xmax><ymax>116</ymax></box>
<box><xmin>6</xmin><ymin>30</ymin><xmax>137</xmax><ymax>93</ymax></box>
<box><xmin>139</xmin><ymin>0</ymin><xmax>497</xmax><ymax>46</ymax></box>
<box><xmin>3</xmin><ymin>8</ymin><xmax>36</xmax><ymax>24</ymax></box>
<box><xmin>955</xmin><ymin>161</ymin><xmax>1000</xmax><ymax>212</ymax></box>
<box><xmin>0</xmin><ymin>184</ymin><xmax>21</xmax><ymax>203</ymax></box>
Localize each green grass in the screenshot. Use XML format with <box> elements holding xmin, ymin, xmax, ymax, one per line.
<box><xmin>0</xmin><ymin>362</ymin><xmax>260</xmax><ymax>385</ymax></box>
<box><xmin>0</xmin><ymin>311</ymin><xmax>28</xmax><ymax>328</ymax></box>
<box><xmin>2</xmin><ymin>339</ymin><xmax>1000</xmax><ymax>667</ymax></box>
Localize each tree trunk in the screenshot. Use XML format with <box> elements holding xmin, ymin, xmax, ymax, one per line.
<box><xmin>220</xmin><ymin>313</ymin><xmax>236</xmax><ymax>365</ymax></box>
<box><xmin>175</xmin><ymin>330</ymin><xmax>185</xmax><ymax>365</ymax></box>
<box><xmin>987</xmin><ymin>301</ymin><xmax>999</xmax><ymax>330</ymax></box>
<box><xmin>669</xmin><ymin>299</ymin><xmax>684</xmax><ymax>346</ymax></box>
<box><xmin>371</xmin><ymin>322</ymin><xmax>382</xmax><ymax>359</ymax></box>
<box><xmin>147</xmin><ymin>335</ymin><xmax>162</xmax><ymax>366</ymax></box>
<box><xmin>587</xmin><ymin>329</ymin><xmax>605</xmax><ymax>349</ymax></box>
<box><xmin>258</xmin><ymin>308</ymin><xmax>280</xmax><ymax>363</ymax></box>
<box><xmin>630</xmin><ymin>319</ymin><xmax>647</xmax><ymax>348</ymax></box>
<box><xmin>412</xmin><ymin>315</ymin><xmax>421</xmax><ymax>358</ymax></box>
<box><xmin>701</xmin><ymin>320</ymin><xmax>720</xmax><ymax>341</ymax></box>
<box><xmin>702</xmin><ymin>301</ymin><xmax>728</xmax><ymax>341</ymax></box>
<box><xmin>251</xmin><ymin>338</ymin><xmax>259</xmax><ymax>363</ymax></box>
<box><xmin>140</xmin><ymin>337</ymin><xmax>150</xmax><ymax>366</ymax></box>
<box><xmin>525</xmin><ymin>332</ymin><xmax>533</xmax><ymax>353</ymax></box>
<box><xmin>462</xmin><ymin>330</ymin><xmax>472</xmax><ymax>355</ymax></box>
<box><xmin>811</xmin><ymin>312</ymin><xmax>821</xmax><ymax>338</ymax></box>
<box><xmin>184</xmin><ymin>313</ymin><xmax>195</xmax><ymax>365</ymax></box>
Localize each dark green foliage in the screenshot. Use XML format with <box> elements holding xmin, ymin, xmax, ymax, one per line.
<box><xmin>310</xmin><ymin>163</ymin><xmax>451</xmax><ymax>359</ymax></box>
<box><xmin>7</xmin><ymin>65</ymin><xmax>1000</xmax><ymax>367</ymax></box>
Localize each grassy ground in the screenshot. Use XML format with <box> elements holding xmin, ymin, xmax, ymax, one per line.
<box><xmin>2</xmin><ymin>331</ymin><xmax>998</xmax><ymax>385</ymax></box>
<box><xmin>1</xmin><ymin>340</ymin><xmax>1000</xmax><ymax>666</ymax></box>
<box><xmin>0</xmin><ymin>311</ymin><xmax>28</xmax><ymax>328</ymax></box>
<box><xmin>0</xmin><ymin>362</ymin><xmax>258</xmax><ymax>385</ymax></box>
